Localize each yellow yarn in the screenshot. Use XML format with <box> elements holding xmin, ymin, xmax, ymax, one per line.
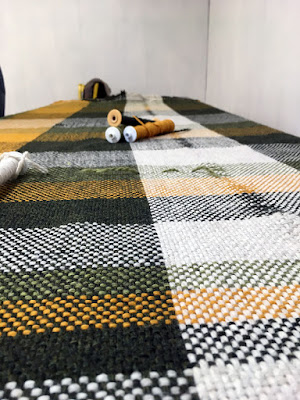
<box><xmin>133</xmin><ymin>118</ymin><xmax>175</xmax><ymax>140</ymax></box>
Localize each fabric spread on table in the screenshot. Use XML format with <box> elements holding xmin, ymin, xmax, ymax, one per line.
<box><xmin>0</xmin><ymin>93</ymin><xmax>299</xmax><ymax>400</ymax></box>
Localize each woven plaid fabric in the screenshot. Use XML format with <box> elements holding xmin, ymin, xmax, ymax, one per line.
<box><xmin>0</xmin><ymin>93</ymin><xmax>299</xmax><ymax>400</ymax></box>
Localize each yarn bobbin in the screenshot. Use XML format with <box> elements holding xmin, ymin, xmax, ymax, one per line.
<box><xmin>107</xmin><ymin>109</ymin><xmax>153</xmax><ymax>128</ymax></box>
<box><xmin>123</xmin><ymin>118</ymin><xmax>175</xmax><ymax>142</ymax></box>
<box><xmin>107</xmin><ymin>109</ymin><xmax>123</xmax><ymax>127</ymax></box>
<box><xmin>105</xmin><ymin>126</ymin><xmax>122</xmax><ymax>143</ymax></box>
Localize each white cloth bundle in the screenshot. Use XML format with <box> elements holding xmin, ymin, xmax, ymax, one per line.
<box><xmin>0</xmin><ymin>151</ymin><xmax>48</xmax><ymax>185</ymax></box>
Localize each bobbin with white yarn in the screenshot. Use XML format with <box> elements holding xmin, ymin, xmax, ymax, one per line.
<box><xmin>105</xmin><ymin>126</ymin><xmax>122</xmax><ymax>143</ymax></box>
<box><xmin>0</xmin><ymin>151</ymin><xmax>48</xmax><ymax>185</ymax></box>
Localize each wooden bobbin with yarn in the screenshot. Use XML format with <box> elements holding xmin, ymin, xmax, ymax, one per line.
<box><xmin>107</xmin><ymin>109</ymin><xmax>152</xmax><ymax>128</ymax></box>
<box><xmin>107</xmin><ymin>109</ymin><xmax>123</xmax><ymax>127</ymax></box>
<box><xmin>123</xmin><ymin>117</ymin><xmax>175</xmax><ymax>142</ymax></box>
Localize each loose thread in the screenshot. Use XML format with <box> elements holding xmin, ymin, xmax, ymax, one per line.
<box><xmin>80</xmin><ymin>167</ymin><xmax>139</xmax><ymax>175</ymax></box>
<box><xmin>132</xmin><ymin>115</ymin><xmax>145</xmax><ymax>126</ymax></box>
<box><xmin>192</xmin><ymin>164</ymin><xmax>225</xmax><ymax>178</ymax></box>
<box><xmin>162</xmin><ymin>168</ymin><xmax>180</xmax><ymax>173</ymax></box>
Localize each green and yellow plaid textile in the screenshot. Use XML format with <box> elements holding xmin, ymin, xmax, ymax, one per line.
<box><xmin>0</xmin><ymin>93</ymin><xmax>299</xmax><ymax>399</ymax></box>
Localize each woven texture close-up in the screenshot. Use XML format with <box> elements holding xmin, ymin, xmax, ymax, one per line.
<box><xmin>0</xmin><ymin>93</ymin><xmax>299</xmax><ymax>400</ymax></box>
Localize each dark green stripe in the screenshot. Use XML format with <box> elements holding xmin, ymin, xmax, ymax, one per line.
<box><xmin>0</xmin><ymin>197</ymin><xmax>153</xmax><ymax>229</ymax></box>
<box><xmin>17</xmin><ymin>166</ymin><xmax>140</xmax><ymax>183</ymax></box>
<box><xmin>205</xmin><ymin>121</ymin><xmax>261</xmax><ymax>130</ymax></box>
<box><xmin>227</xmin><ymin>132</ymin><xmax>300</xmax><ymax>145</ymax></box>
<box><xmin>286</xmin><ymin>161</ymin><xmax>300</xmax><ymax>171</ymax></box>
<box><xmin>20</xmin><ymin>138</ymin><xmax>130</xmax><ymax>153</ymax></box>
<box><xmin>249</xmin><ymin>144</ymin><xmax>300</xmax><ymax>171</ymax></box>
<box><xmin>37</xmin><ymin>126</ymin><xmax>106</xmax><ymax>134</ymax></box>
<box><xmin>162</xmin><ymin>96</ymin><xmax>223</xmax><ymax>115</ymax></box>
<box><xmin>0</xmin><ymin>322</ymin><xmax>188</xmax><ymax>386</ymax></box>
<box><xmin>70</xmin><ymin>99</ymin><xmax>127</xmax><ymax>118</ymax></box>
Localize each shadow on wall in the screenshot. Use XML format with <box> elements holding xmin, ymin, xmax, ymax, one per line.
<box><xmin>0</xmin><ymin>67</ymin><xmax>5</xmax><ymax>117</ymax></box>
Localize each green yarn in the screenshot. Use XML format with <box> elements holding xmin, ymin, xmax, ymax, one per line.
<box><xmin>192</xmin><ymin>164</ymin><xmax>224</xmax><ymax>177</ymax></box>
<box><xmin>162</xmin><ymin>168</ymin><xmax>180</xmax><ymax>173</ymax></box>
<box><xmin>80</xmin><ymin>167</ymin><xmax>139</xmax><ymax>175</ymax></box>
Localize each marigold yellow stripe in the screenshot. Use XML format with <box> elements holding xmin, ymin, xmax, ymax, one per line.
<box><xmin>0</xmin><ymin>142</ymin><xmax>28</xmax><ymax>153</ymax></box>
<box><xmin>0</xmin><ymin>131</ymin><xmax>47</xmax><ymax>143</ymax></box>
<box><xmin>214</xmin><ymin>125</ymin><xmax>280</xmax><ymax>137</ymax></box>
<box><xmin>1</xmin><ymin>100</ymin><xmax>89</xmax><ymax>151</ymax></box>
<box><xmin>172</xmin><ymin>285</ymin><xmax>300</xmax><ymax>324</ymax></box>
<box><xmin>142</xmin><ymin>174</ymin><xmax>300</xmax><ymax>197</ymax></box>
<box><xmin>9</xmin><ymin>100</ymin><xmax>89</xmax><ymax>119</ymax></box>
<box><xmin>0</xmin><ymin>119</ymin><xmax>63</xmax><ymax>130</ymax></box>
<box><xmin>35</xmin><ymin>131</ymin><xmax>106</xmax><ymax>142</ymax></box>
<box><xmin>153</xmin><ymin>128</ymin><xmax>221</xmax><ymax>139</ymax></box>
<box><xmin>1</xmin><ymin>173</ymin><xmax>299</xmax><ymax>203</ymax></box>
<box><xmin>0</xmin><ymin>292</ymin><xmax>175</xmax><ymax>337</ymax></box>
<box><xmin>0</xmin><ymin>179</ymin><xmax>145</xmax><ymax>202</ymax></box>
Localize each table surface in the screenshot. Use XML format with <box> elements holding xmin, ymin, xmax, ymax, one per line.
<box><xmin>0</xmin><ymin>93</ymin><xmax>299</xmax><ymax>400</ymax></box>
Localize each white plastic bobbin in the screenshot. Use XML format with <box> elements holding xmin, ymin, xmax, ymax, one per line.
<box><xmin>105</xmin><ymin>126</ymin><xmax>122</xmax><ymax>143</ymax></box>
<box><xmin>123</xmin><ymin>126</ymin><xmax>137</xmax><ymax>143</ymax></box>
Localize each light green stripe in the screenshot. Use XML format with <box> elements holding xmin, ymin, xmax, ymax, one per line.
<box><xmin>17</xmin><ymin>166</ymin><xmax>140</xmax><ymax>183</ymax></box>
<box><xmin>138</xmin><ymin>162</ymin><xmax>300</xmax><ymax>179</ymax></box>
<box><xmin>167</xmin><ymin>260</ymin><xmax>300</xmax><ymax>290</ymax></box>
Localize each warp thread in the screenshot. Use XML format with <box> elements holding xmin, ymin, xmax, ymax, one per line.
<box><xmin>0</xmin><ymin>151</ymin><xmax>48</xmax><ymax>185</ymax></box>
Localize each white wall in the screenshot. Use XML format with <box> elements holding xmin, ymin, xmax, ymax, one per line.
<box><xmin>0</xmin><ymin>0</ymin><xmax>209</xmax><ymax>116</ymax></box>
<box><xmin>206</xmin><ymin>0</ymin><xmax>300</xmax><ymax>137</ymax></box>
<box><xmin>2</xmin><ymin>0</ymin><xmax>300</xmax><ymax>138</ymax></box>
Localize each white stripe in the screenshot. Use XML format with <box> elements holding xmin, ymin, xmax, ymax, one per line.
<box><xmin>0</xmin><ymin>369</ymin><xmax>198</xmax><ymax>400</ymax></box>
<box><xmin>30</xmin><ymin>151</ymin><xmax>135</xmax><ymax>168</ymax></box>
<box><xmin>124</xmin><ymin>94</ymin><xmax>205</xmax><ymax>130</ymax></box>
<box><xmin>139</xmin><ymin>111</ymin><xmax>247</xmax><ymax>125</ymax></box>
<box><xmin>154</xmin><ymin>213</ymin><xmax>300</xmax><ymax>265</ymax></box>
<box><xmin>133</xmin><ymin>146</ymin><xmax>277</xmax><ymax>166</ymax></box>
<box><xmin>193</xmin><ymin>358</ymin><xmax>300</xmax><ymax>400</ymax></box>
<box><xmin>58</xmin><ymin>117</ymin><xmax>107</xmax><ymax>128</ymax></box>
<box><xmin>0</xmin><ymin>223</ymin><xmax>163</xmax><ymax>273</ymax></box>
